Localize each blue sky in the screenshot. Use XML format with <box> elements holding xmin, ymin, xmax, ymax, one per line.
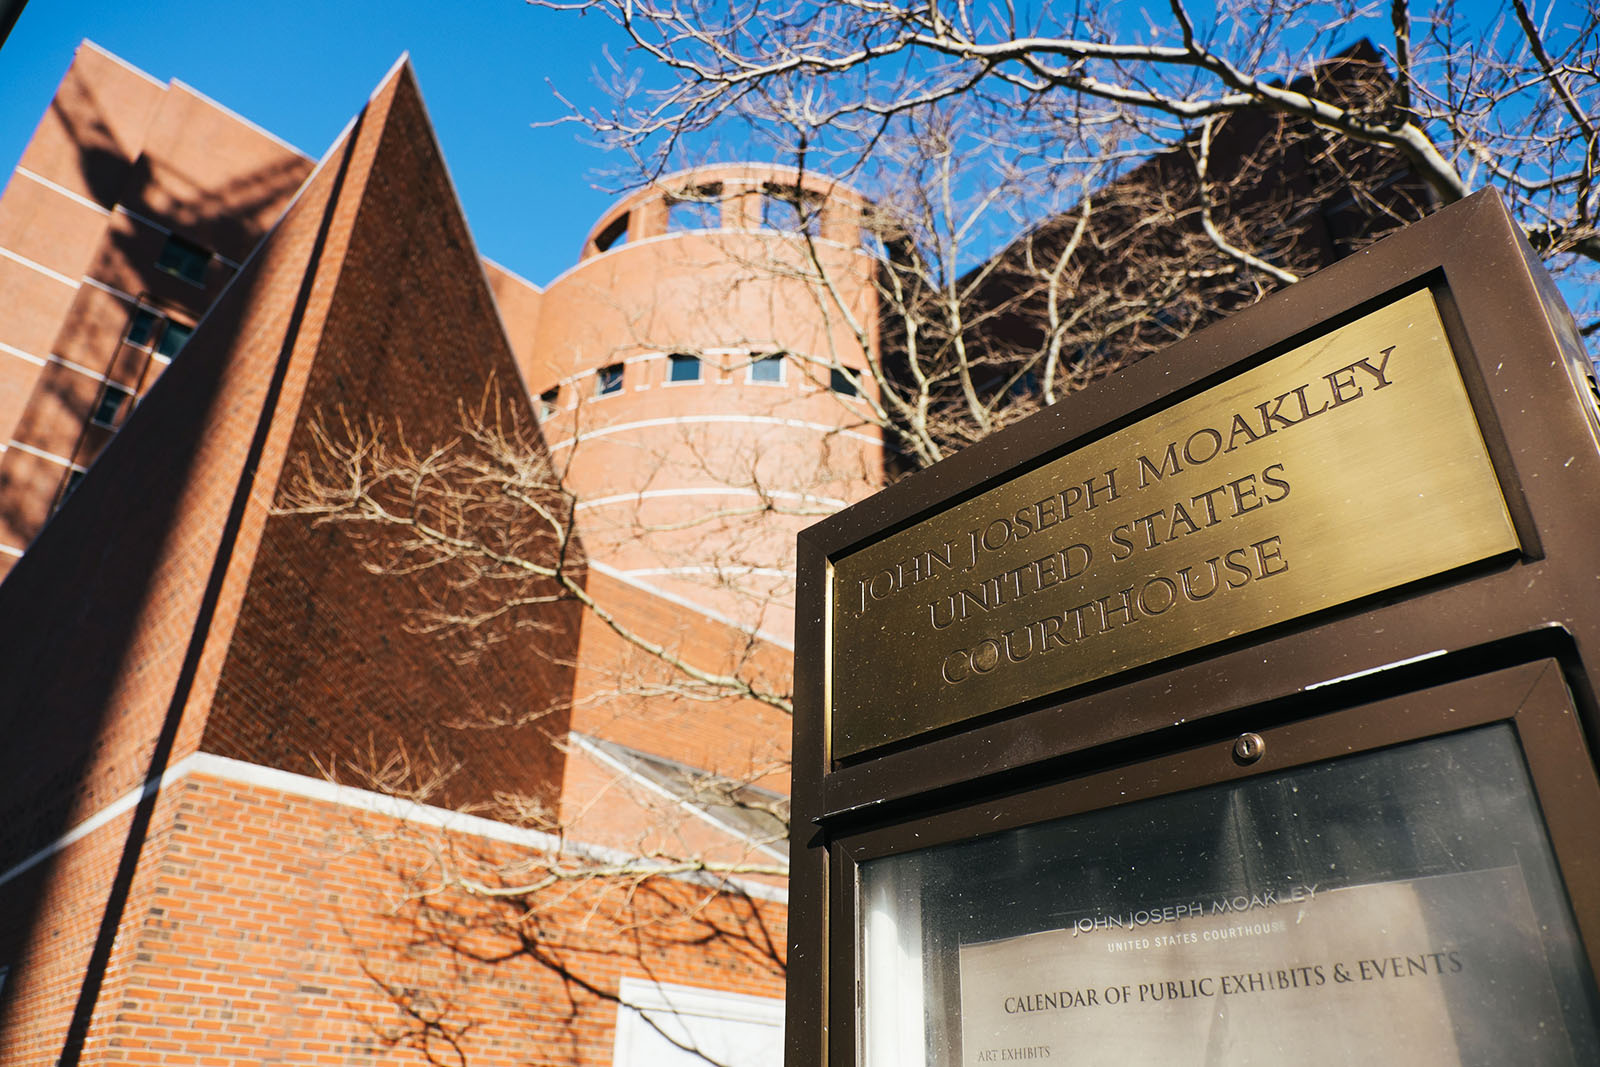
<box><xmin>0</xmin><ymin>0</ymin><xmax>642</xmax><ymax>286</ymax></box>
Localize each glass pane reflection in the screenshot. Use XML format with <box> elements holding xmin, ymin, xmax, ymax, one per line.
<box><xmin>860</xmin><ymin>725</ymin><xmax>1599</xmax><ymax>1066</ymax></box>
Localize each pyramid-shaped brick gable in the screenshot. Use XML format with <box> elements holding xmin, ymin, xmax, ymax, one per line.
<box><xmin>0</xmin><ymin>59</ymin><xmax>579</xmax><ymax>874</ymax></box>
<box><xmin>197</xmin><ymin>65</ymin><xmax>581</xmax><ymax>806</ymax></box>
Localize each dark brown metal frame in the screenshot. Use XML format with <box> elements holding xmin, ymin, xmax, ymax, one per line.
<box><xmin>789</xmin><ymin>191</ymin><xmax>1600</xmax><ymax>1066</ymax></box>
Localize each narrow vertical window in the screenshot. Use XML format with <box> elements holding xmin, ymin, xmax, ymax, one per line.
<box><xmin>125</xmin><ymin>307</ymin><xmax>162</xmax><ymax>346</ymax></box>
<box><xmin>91</xmin><ymin>382</ymin><xmax>135</xmax><ymax>429</ymax></box>
<box><xmin>539</xmin><ymin>387</ymin><xmax>560</xmax><ymax>420</ymax></box>
<box><xmin>154</xmin><ymin>321</ymin><xmax>192</xmax><ymax>359</ymax></box>
<box><xmin>61</xmin><ymin>469</ymin><xmax>85</xmax><ymax>503</ymax></box>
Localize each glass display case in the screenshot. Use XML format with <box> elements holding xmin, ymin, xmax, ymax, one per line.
<box><xmin>860</xmin><ymin>721</ymin><xmax>1600</xmax><ymax>1066</ymax></box>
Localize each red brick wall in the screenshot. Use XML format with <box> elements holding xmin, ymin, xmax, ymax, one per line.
<box><xmin>0</xmin><ymin>66</ymin><xmax>591</xmax><ymax>1061</ymax></box>
<box><xmin>17</xmin><ymin>764</ymin><xmax>786</xmax><ymax>1066</ymax></box>
<box><xmin>0</xmin><ymin>44</ymin><xmax>314</xmax><ymax>564</ymax></box>
<box><xmin>0</xmin><ymin>56</ymin><xmax>798</xmax><ymax>1066</ymax></box>
<box><xmin>0</xmin><ymin>83</ymin><xmax>360</xmax><ymax>1063</ymax></box>
<box><xmin>0</xmin><ymin>135</ymin><xmax>346</xmax><ymax>866</ymax></box>
<box><xmin>200</xmin><ymin>65</ymin><xmax>578</xmax><ymax>811</ymax></box>
<box><xmin>483</xmin><ymin>260</ymin><xmax>544</xmax><ymax>380</ymax></box>
<box><xmin>0</xmin><ymin>806</ymin><xmax>153</xmax><ymax>1065</ymax></box>
<box><xmin>0</xmin><ymin>44</ymin><xmax>163</xmax><ymax>514</ymax></box>
<box><xmin>567</xmin><ymin>570</ymin><xmax>792</xmax><ymax>792</ymax></box>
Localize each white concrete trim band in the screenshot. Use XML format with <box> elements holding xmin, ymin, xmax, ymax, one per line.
<box><xmin>549</xmin><ymin>414</ymin><xmax>879</xmax><ymax>453</ymax></box>
<box><xmin>0</xmin><ymin>341</ymin><xmax>48</xmax><ymax>367</ymax></box>
<box><xmin>4</xmin><ymin>440</ymin><xmax>84</xmax><ymax>472</ymax></box>
<box><xmin>619</xmin><ymin>566</ymin><xmax>795</xmax><ymax>581</ymax></box>
<box><xmin>81</xmin><ymin>276</ymin><xmax>140</xmax><ymax>305</ymax></box>
<box><xmin>587</xmin><ymin>559</ymin><xmax>795</xmax><ymax>651</ymax></box>
<box><xmin>16</xmin><ymin>168</ymin><xmax>112</xmax><ymax>216</ymax></box>
<box><xmin>0</xmin><ymin>246</ymin><xmax>80</xmax><ymax>289</ymax></box>
<box><xmin>575</xmin><ymin>487</ymin><xmax>847</xmax><ymax>511</ymax></box>
<box><xmin>0</xmin><ymin>752</ymin><xmax>788</xmax><ymax>903</ymax></box>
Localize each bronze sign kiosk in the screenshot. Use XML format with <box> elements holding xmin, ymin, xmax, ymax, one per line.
<box><xmin>789</xmin><ymin>191</ymin><xmax>1600</xmax><ymax>1066</ymax></box>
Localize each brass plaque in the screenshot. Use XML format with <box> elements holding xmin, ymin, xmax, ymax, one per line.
<box><xmin>830</xmin><ymin>290</ymin><xmax>1519</xmax><ymax>757</ymax></box>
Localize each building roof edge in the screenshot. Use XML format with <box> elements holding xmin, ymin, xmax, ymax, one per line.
<box><xmin>163</xmin><ymin>78</ymin><xmax>315</xmax><ymax>162</ymax></box>
<box><xmin>78</xmin><ymin>39</ymin><xmax>165</xmax><ymax>88</ymax></box>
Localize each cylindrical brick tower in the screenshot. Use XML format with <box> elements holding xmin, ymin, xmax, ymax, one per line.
<box><xmin>525</xmin><ymin>164</ymin><xmax>886</xmax><ymax>645</ymax></box>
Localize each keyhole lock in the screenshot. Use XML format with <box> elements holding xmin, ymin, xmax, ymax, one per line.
<box><xmin>1233</xmin><ymin>732</ymin><xmax>1266</xmax><ymax>765</ymax></box>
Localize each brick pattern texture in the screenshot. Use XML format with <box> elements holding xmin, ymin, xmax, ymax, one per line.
<box><xmin>0</xmin><ymin>55</ymin><xmax>799</xmax><ymax>1067</ymax></box>
<box><xmin>0</xmin><ymin>44</ymin><xmax>314</xmax><ymax>567</ymax></box>
<box><xmin>0</xmin><ymin>65</ymin><xmax>617</xmax><ymax>1065</ymax></box>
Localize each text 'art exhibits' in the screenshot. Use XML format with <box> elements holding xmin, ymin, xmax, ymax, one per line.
<box><xmin>789</xmin><ymin>193</ymin><xmax>1600</xmax><ymax>1067</ymax></box>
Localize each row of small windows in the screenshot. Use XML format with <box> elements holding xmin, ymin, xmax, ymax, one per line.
<box><xmin>96</xmin><ymin>305</ymin><xmax>196</xmax><ymax>432</ymax></box>
<box><xmin>604</xmin><ymin>353</ymin><xmax>784</xmax><ymax>394</ymax></box>
<box><xmin>683</xmin><ymin>354</ymin><xmax>860</xmax><ymax>394</ymax></box>
<box><xmin>126</xmin><ymin>307</ymin><xmax>193</xmax><ymax>359</ymax></box>
<box><xmin>595</xmin><ymin>183</ymin><xmax>828</xmax><ymax>252</ymax></box>
<box><xmin>537</xmin><ymin>354</ymin><xmax>861</xmax><ymax>418</ymax></box>
<box><xmin>668</xmin><ymin>183</ymin><xmax>823</xmax><ymax>235</ymax></box>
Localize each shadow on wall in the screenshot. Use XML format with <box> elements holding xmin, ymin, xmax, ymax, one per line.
<box><xmin>340</xmin><ymin>826</ymin><xmax>787</xmax><ymax>1065</ymax></box>
<box><xmin>0</xmin><ymin>64</ymin><xmax>591</xmax><ymax>1062</ymax></box>
<box><xmin>0</xmin><ymin>115</ymin><xmax>352</xmax><ymax>1064</ymax></box>
<box><xmin>47</xmin><ymin>76</ymin><xmax>315</xmax><ymax>253</ymax></box>
<box><xmin>0</xmin><ymin>79</ymin><xmax>314</xmax><ymax>561</ymax></box>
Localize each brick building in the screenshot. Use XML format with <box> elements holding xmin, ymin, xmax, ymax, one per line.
<box><xmin>0</xmin><ymin>37</ymin><xmax>1426</xmax><ymax>1067</ymax></box>
<box><xmin>0</xmin><ymin>43</ymin><xmax>884</xmax><ymax>1065</ymax></box>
